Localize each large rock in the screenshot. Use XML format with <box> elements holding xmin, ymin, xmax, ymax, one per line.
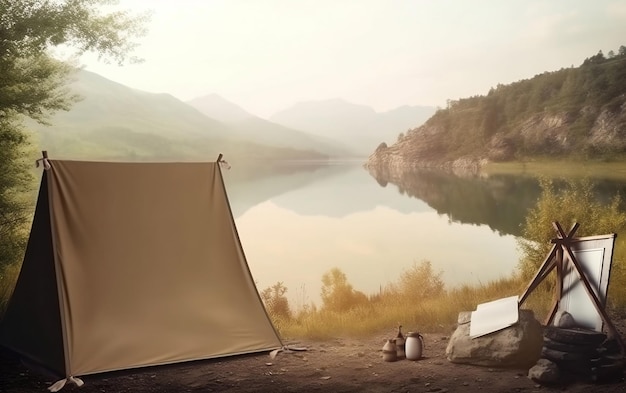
<box><xmin>446</xmin><ymin>309</ymin><xmax>543</xmax><ymax>367</ymax></box>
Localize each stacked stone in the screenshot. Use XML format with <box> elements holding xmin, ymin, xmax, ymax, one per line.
<box><xmin>530</xmin><ymin>326</ymin><xmax>624</xmax><ymax>384</ymax></box>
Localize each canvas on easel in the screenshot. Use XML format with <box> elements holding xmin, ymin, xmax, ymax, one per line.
<box><xmin>560</xmin><ymin>236</ymin><xmax>615</xmax><ymax>332</ymax></box>
<box><xmin>518</xmin><ymin>222</ymin><xmax>623</xmax><ymax>354</ymax></box>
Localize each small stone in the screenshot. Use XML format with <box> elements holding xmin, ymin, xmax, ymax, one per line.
<box><xmin>528</xmin><ymin>359</ymin><xmax>560</xmax><ymax>384</ymax></box>
<box><xmin>554</xmin><ymin>310</ymin><xmax>576</xmax><ymax>328</ymax></box>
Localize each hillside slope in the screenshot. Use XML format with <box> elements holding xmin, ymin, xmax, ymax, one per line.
<box><xmin>366</xmin><ymin>47</ymin><xmax>626</xmax><ymax>174</ymax></box>
<box><xmin>28</xmin><ymin>70</ymin><xmax>328</xmax><ymax>162</ymax></box>
<box><xmin>187</xmin><ymin>94</ymin><xmax>352</xmax><ymax>157</ymax></box>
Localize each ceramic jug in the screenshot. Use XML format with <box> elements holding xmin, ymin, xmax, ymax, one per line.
<box><xmin>405</xmin><ymin>332</ymin><xmax>424</xmax><ymax>360</ymax></box>
<box><xmin>382</xmin><ymin>339</ymin><xmax>398</xmax><ymax>362</ymax></box>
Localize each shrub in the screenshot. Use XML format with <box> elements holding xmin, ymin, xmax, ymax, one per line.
<box><xmin>261</xmin><ymin>282</ymin><xmax>292</xmax><ymax>320</ymax></box>
<box><xmin>517</xmin><ymin>178</ymin><xmax>626</xmax><ymax>311</ymax></box>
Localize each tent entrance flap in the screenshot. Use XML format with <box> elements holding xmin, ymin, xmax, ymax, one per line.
<box><xmin>0</xmin><ymin>158</ymin><xmax>282</xmax><ymax>379</ymax></box>
<box><xmin>0</xmin><ymin>172</ymin><xmax>66</xmax><ymax>377</ymax></box>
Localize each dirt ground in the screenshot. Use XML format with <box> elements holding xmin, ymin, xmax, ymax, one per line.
<box><xmin>2</xmin><ymin>322</ymin><xmax>625</xmax><ymax>393</ymax></box>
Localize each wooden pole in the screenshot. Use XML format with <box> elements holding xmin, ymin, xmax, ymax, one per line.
<box><xmin>36</xmin><ymin>150</ymin><xmax>49</xmax><ymax>168</ymax></box>
<box><xmin>518</xmin><ymin>245</ymin><xmax>557</xmax><ymax>306</ymax></box>
<box><xmin>544</xmin><ymin>246</ymin><xmax>564</xmax><ymax>325</ymax></box>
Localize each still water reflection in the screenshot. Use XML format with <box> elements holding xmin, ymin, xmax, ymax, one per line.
<box><xmin>223</xmin><ymin>162</ymin><xmax>524</xmax><ymax>308</ymax></box>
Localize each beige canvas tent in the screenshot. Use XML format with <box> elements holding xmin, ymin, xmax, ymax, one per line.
<box><xmin>0</xmin><ymin>157</ymin><xmax>283</xmax><ymax>384</ymax></box>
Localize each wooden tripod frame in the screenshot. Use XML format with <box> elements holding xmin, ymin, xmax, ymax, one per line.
<box><xmin>518</xmin><ymin>222</ymin><xmax>624</xmax><ymax>354</ymax></box>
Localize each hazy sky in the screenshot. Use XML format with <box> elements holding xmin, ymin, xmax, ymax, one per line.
<box><xmin>78</xmin><ymin>0</ymin><xmax>626</xmax><ymax>118</ymax></box>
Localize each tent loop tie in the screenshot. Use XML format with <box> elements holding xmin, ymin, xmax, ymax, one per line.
<box><xmin>219</xmin><ymin>159</ymin><xmax>231</xmax><ymax>170</ymax></box>
<box><xmin>217</xmin><ymin>153</ymin><xmax>231</xmax><ymax>170</ymax></box>
<box><xmin>35</xmin><ymin>151</ymin><xmax>51</xmax><ymax>170</ymax></box>
<box><xmin>269</xmin><ymin>345</ymin><xmax>308</xmax><ymax>359</ymax></box>
<box><xmin>47</xmin><ymin>376</ymin><xmax>84</xmax><ymax>392</ymax></box>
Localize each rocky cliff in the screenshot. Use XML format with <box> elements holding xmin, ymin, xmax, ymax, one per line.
<box><xmin>365</xmin><ymin>49</ymin><xmax>626</xmax><ymax>176</ymax></box>
<box><xmin>365</xmin><ymin>102</ymin><xmax>626</xmax><ymax>177</ymax></box>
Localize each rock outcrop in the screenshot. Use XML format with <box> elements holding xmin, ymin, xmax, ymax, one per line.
<box><xmin>364</xmin><ymin>102</ymin><xmax>626</xmax><ymax>177</ymax></box>
<box><xmin>445</xmin><ymin>309</ymin><xmax>544</xmax><ymax>368</ymax></box>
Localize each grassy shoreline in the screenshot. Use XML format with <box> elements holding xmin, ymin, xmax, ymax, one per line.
<box><xmin>482</xmin><ymin>160</ymin><xmax>626</xmax><ymax>180</ymax></box>
<box><xmin>273</xmin><ymin>274</ymin><xmax>557</xmax><ymax>341</ymax></box>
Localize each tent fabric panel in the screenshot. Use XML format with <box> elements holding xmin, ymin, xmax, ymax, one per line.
<box><xmin>47</xmin><ymin>160</ymin><xmax>281</xmax><ymax>376</ymax></box>
<box><xmin>0</xmin><ymin>173</ymin><xmax>66</xmax><ymax>376</ymax></box>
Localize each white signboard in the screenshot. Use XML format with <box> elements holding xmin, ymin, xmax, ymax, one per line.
<box><xmin>469</xmin><ymin>295</ymin><xmax>519</xmax><ymax>338</ymax></box>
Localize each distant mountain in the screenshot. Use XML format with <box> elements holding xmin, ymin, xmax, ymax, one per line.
<box><xmin>27</xmin><ymin>70</ymin><xmax>328</xmax><ymax>162</ymax></box>
<box><xmin>187</xmin><ymin>94</ymin><xmax>254</xmax><ymax>123</ymax></box>
<box><xmin>187</xmin><ymin>94</ymin><xmax>352</xmax><ymax>157</ymax></box>
<box><xmin>269</xmin><ymin>99</ymin><xmax>436</xmax><ymax>155</ymax></box>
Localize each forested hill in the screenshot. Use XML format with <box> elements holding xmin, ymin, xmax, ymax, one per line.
<box><xmin>366</xmin><ymin>46</ymin><xmax>626</xmax><ymax>173</ymax></box>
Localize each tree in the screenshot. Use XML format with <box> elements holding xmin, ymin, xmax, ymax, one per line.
<box><xmin>320</xmin><ymin>268</ymin><xmax>368</xmax><ymax>312</ymax></box>
<box><xmin>582</xmin><ymin>50</ymin><xmax>606</xmax><ymax>66</ymax></box>
<box><xmin>0</xmin><ymin>120</ymin><xmax>32</xmax><ymax>276</ymax></box>
<box><xmin>0</xmin><ymin>1</ymin><xmax>148</xmax><ymax>273</ymax></box>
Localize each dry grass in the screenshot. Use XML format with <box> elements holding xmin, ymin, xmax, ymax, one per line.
<box><xmin>482</xmin><ymin>161</ymin><xmax>626</xmax><ymax>181</ymax></box>
<box><xmin>273</xmin><ymin>271</ymin><xmax>551</xmax><ymax>341</ymax></box>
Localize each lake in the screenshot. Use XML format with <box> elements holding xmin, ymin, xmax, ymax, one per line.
<box><xmin>222</xmin><ymin>161</ymin><xmax>548</xmax><ymax>309</ymax></box>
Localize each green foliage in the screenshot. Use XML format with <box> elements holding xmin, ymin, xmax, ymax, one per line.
<box><xmin>517</xmin><ymin>179</ymin><xmax>626</xmax><ymax>313</ymax></box>
<box><xmin>517</xmin><ymin>179</ymin><xmax>626</xmax><ymax>279</ymax></box>
<box><xmin>417</xmin><ymin>44</ymin><xmax>626</xmax><ymax>161</ymax></box>
<box><xmin>0</xmin><ymin>0</ymin><xmax>146</xmax><ymax>284</ymax></box>
<box><xmin>0</xmin><ymin>119</ymin><xmax>34</xmax><ymax>271</ymax></box>
<box><xmin>0</xmin><ymin>0</ymin><xmax>148</xmax><ymax>65</ymax></box>
<box><xmin>0</xmin><ymin>0</ymin><xmax>147</xmax><ymax>122</ymax></box>
<box><xmin>0</xmin><ymin>56</ymin><xmax>78</xmax><ymax>123</ymax></box>
<box><xmin>320</xmin><ymin>268</ymin><xmax>369</xmax><ymax>312</ymax></box>
<box><xmin>0</xmin><ymin>118</ymin><xmax>38</xmax><ymax>314</ymax></box>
